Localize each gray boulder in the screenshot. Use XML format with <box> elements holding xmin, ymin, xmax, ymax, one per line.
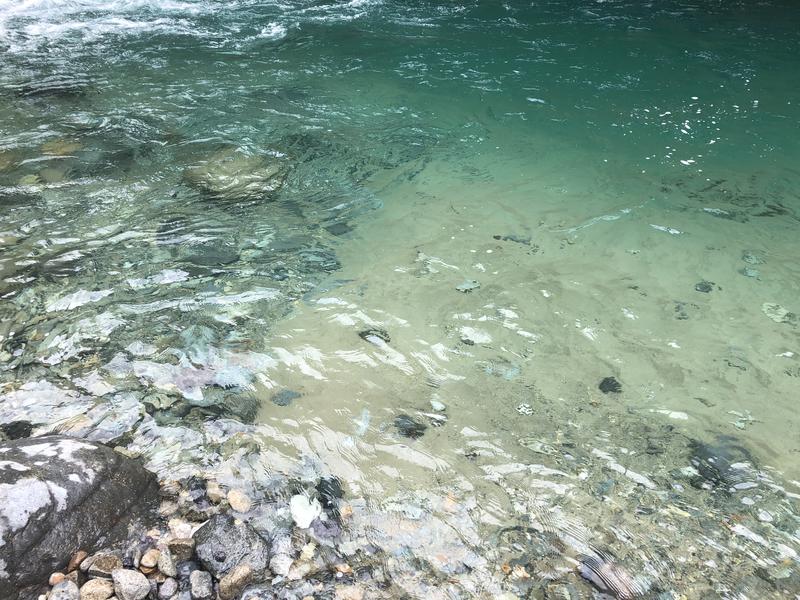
<box><xmin>0</xmin><ymin>435</ymin><xmax>159</xmax><ymax>600</ymax></box>
<box><xmin>193</xmin><ymin>514</ymin><xmax>270</xmax><ymax>578</ymax></box>
<box><xmin>182</xmin><ymin>147</ymin><xmax>286</xmax><ymax>201</ymax></box>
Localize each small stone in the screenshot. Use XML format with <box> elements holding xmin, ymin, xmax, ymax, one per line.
<box><xmin>79</xmin><ymin>578</ymin><xmax>115</xmax><ymax>600</ymax></box>
<box><xmin>227</xmin><ymin>489</ymin><xmax>252</xmax><ymax>513</ymax></box>
<box><xmin>49</xmin><ymin>572</ymin><xmax>66</xmax><ymax>586</ymax></box>
<box><xmin>157</xmin><ymin>547</ymin><xmax>178</xmax><ymax>577</ymax></box>
<box><xmin>357</xmin><ymin>329</ymin><xmax>390</xmax><ymax>344</ymax></box>
<box><xmin>79</xmin><ymin>555</ymin><xmax>96</xmax><ymax>572</ymax></box>
<box><xmin>598</xmin><ymin>376</ymin><xmax>622</xmax><ymax>394</ymax></box>
<box><xmin>140</xmin><ymin>549</ymin><xmax>161</xmax><ymax>569</ymax></box>
<box><xmin>694</xmin><ymin>280</ymin><xmax>714</xmax><ymax>293</ymax></box>
<box><xmin>48</xmin><ymin>580</ymin><xmax>79</xmax><ymax>600</ymax></box>
<box><xmin>289</xmin><ymin>495</ymin><xmax>323</xmax><ymax>529</ymax></box>
<box><xmin>205</xmin><ymin>481</ymin><xmax>224</xmax><ymax>504</ymax></box>
<box><xmin>393</xmin><ymin>414</ymin><xmax>426</xmax><ymax>439</ymax></box>
<box><xmin>158</xmin><ymin>578</ymin><xmax>178</xmax><ymax>600</ymax></box>
<box><xmin>430</xmin><ymin>399</ymin><xmax>446</xmax><ymax>411</ymax></box>
<box><xmin>189</xmin><ymin>570</ymin><xmax>213</xmax><ymax>600</ymax></box>
<box><xmin>167</xmin><ymin>538</ymin><xmax>195</xmax><ymax>562</ymax></box>
<box><xmin>89</xmin><ymin>554</ymin><xmax>123</xmax><ymax>578</ymax></box>
<box><xmin>68</xmin><ymin>550</ymin><xmax>89</xmax><ymax>573</ymax></box>
<box><xmin>218</xmin><ymin>564</ymin><xmax>253</xmax><ymax>600</ymax></box>
<box><xmin>271</xmin><ymin>389</ymin><xmax>302</xmax><ymax>407</ymax></box>
<box><xmin>111</xmin><ymin>568</ymin><xmax>151</xmax><ymax>600</ymax></box>
<box><xmin>455</xmin><ymin>279</ymin><xmax>480</xmax><ymax>293</ymax></box>
<box><xmin>269</xmin><ymin>554</ymin><xmax>293</xmax><ymax>576</ymax></box>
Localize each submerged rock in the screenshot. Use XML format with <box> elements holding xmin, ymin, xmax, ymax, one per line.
<box><xmin>598</xmin><ymin>377</ymin><xmax>622</xmax><ymax>394</ymax></box>
<box><xmin>0</xmin><ymin>435</ymin><xmax>158</xmax><ymax>600</ymax></box>
<box><xmin>394</xmin><ymin>414</ymin><xmax>427</xmax><ymax>439</ymax></box>
<box><xmin>183</xmin><ymin>147</ymin><xmax>286</xmax><ymax>201</ymax></box>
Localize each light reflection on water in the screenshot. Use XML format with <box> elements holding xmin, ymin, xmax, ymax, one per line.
<box><xmin>0</xmin><ymin>0</ymin><xmax>799</xmax><ymax>597</ymax></box>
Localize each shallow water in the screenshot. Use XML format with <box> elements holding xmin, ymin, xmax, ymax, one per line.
<box><xmin>1</xmin><ymin>0</ymin><xmax>799</xmax><ymax>597</ymax></box>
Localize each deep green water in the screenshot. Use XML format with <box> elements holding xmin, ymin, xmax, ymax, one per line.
<box><xmin>1</xmin><ymin>1</ymin><xmax>799</xmax><ymax>597</ymax></box>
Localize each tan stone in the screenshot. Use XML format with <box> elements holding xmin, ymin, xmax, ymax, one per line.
<box><xmin>218</xmin><ymin>564</ymin><xmax>253</xmax><ymax>600</ymax></box>
<box><xmin>140</xmin><ymin>548</ymin><xmax>160</xmax><ymax>569</ymax></box>
<box><xmin>79</xmin><ymin>578</ymin><xmax>114</xmax><ymax>600</ymax></box>
<box><xmin>67</xmin><ymin>550</ymin><xmax>89</xmax><ymax>573</ymax></box>
<box><xmin>227</xmin><ymin>489</ymin><xmax>252</xmax><ymax>513</ymax></box>
<box><xmin>206</xmin><ymin>480</ymin><xmax>224</xmax><ymax>504</ymax></box>
<box><xmin>48</xmin><ymin>572</ymin><xmax>65</xmax><ymax>586</ymax></box>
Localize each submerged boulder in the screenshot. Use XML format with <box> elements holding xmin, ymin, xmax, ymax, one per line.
<box><xmin>183</xmin><ymin>147</ymin><xmax>286</xmax><ymax>201</ymax></box>
<box><xmin>0</xmin><ymin>435</ymin><xmax>159</xmax><ymax>600</ymax></box>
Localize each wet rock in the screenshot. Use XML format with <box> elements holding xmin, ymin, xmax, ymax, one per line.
<box><xmin>269</xmin><ymin>553</ymin><xmax>293</xmax><ymax>577</ymax></box>
<box><xmin>218</xmin><ymin>564</ymin><xmax>253</xmax><ymax>600</ymax></box>
<box><xmin>88</xmin><ymin>555</ymin><xmax>123</xmax><ymax>579</ymax></box>
<box><xmin>193</xmin><ymin>514</ymin><xmax>269</xmax><ymax>578</ymax></box>
<box><xmin>325</xmin><ymin>222</ymin><xmax>353</xmax><ymax>236</ymax></box>
<box><xmin>183</xmin><ymin>147</ymin><xmax>286</xmax><ymax>201</ymax></box>
<box><xmin>493</xmin><ymin>234</ymin><xmax>531</xmax><ymax>245</ymax></box>
<box><xmin>290</xmin><ymin>494</ymin><xmax>323</xmax><ymax>529</ymax></box>
<box><xmin>578</xmin><ymin>554</ymin><xmax>648</xmax><ymax>598</ymax></box>
<box><xmin>358</xmin><ymin>328</ymin><xmax>390</xmax><ymax>343</ymax></box>
<box><xmin>455</xmin><ymin>280</ymin><xmax>480</xmax><ymax>293</ymax></box>
<box><xmin>0</xmin><ymin>420</ymin><xmax>32</xmax><ymax>440</ymax></box>
<box><xmin>271</xmin><ymin>389</ymin><xmax>301</xmax><ymax>407</ymax></box>
<box><xmin>47</xmin><ymin>580</ymin><xmax>79</xmax><ymax>600</ymax></box>
<box><xmin>394</xmin><ymin>414</ymin><xmax>427</xmax><ymax>439</ymax></box>
<box><xmin>762</xmin><ymin>302</ymin><xmax>796</xmax><ymax>325</ymax></box>
<box><xmin>316</xmin><ymin>476</ymin><xmax>344</xmax><ymax>509</ymax></box>
<box><xmin>189</xmin><ymin>570</ymin><xmax>213</xmax><ymax>600</ymax></box>
<box><xmin>79</xmin><ymin>578</ymin><xmax>114</xmax><ymax>600</ymax></box>
<box><xmin>227</xmin><ymin>489</ymin><xmax>252</xmax><ymax>513</ymax></box>
<box><xmin>67</xmin><ymin>550</ymin><xmax>89</xmax><ymax>573</ymax></box>
<box><xmin>157</xmin><ymin>547</ymin><xmax>178</xmax><ymax>577</ymax></box>
<box><xmin>159</xmin><ymin>577</ymin><xmax>178</xmax><ymax>599</ymax></box>
<box><xmin>111</xmin><ymin>568</ymin><xmax>150</xmax><ymax>600</ymax></box>
<box><xmin>140</xmin><ymin>548</ymin><xmax>160</xmax><ymax>569</ymax></box>
<box><xmin>598</xmin><ymin>377</ymin><xmax>622</xmax><ymax>394</ymax></box>
<box><xmin>167</xmin><ymin>538</ymin><xmax>195</xmax><ymax>562</ymax></box>
<box><xmin>177</xmin><ymin>559</ymin><xmax>201</xmax><ymax>585</ymax></box>
<box><xmin>741</xmin><ymin>250</ymin><xmax>764</xmax><ymax>265</ymax></box>
<box><xmin>184</xmin><ymin>244</ymin><xmax>240</xmax><ymax>267</ymax></box>
<box><xmin>0</xmin><ymin>436</ymin><xmax>158</xmax><ymax>600</ymax></box>
<box><xmin>694</xmin><ymin>280</ymin><xmax>715</xmax><ymax>293</ymax></box>
<box><xmin>688</xmin><ymin>436</ymin><xmax>756</xmax><ymax>490</ymax></box>
<box><xmin>739</xmin><ymin>266</ymin><xmax>759</xmax><ymax>278</ymax></box>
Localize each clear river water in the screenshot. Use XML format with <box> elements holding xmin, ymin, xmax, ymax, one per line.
<box><xmin>1</xmin><ymin>1</ymin><xmax>799</xmax><ymax>598</ymax></box>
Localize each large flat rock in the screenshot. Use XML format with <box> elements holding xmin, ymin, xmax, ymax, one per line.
<box><xmin>0</xmin><ymin>435</ymin><xmax>159</xmax><ymax>600</ymax></box>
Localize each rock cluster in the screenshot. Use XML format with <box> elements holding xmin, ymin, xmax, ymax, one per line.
<box><xmin>0</xmin><ymin>435</ymin><xmax>159</xmax><ymax>600</ymax></box>
<box><xmin>35</xmin><ymin>477</ymin><xmax>388</xmax><ymax>600</ymax></box>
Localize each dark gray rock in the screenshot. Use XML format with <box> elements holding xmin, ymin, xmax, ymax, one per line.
<box><xmin>394</xmin><ymin>414</ymin><xmax>426</xmax><ymax>439</ymax></box>
<box><xmin>0</xmin><ymin>435</ymin><xmax>159</xmax><ymax>600</ymax></box>
<box><xmin>193</xmin><ymin>514</ymin><xmax>270</xmax><ymax>578</ymax></box>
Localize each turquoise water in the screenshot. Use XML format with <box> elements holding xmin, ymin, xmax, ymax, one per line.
<box><xmin>1</xmin><ymin>1</ymin><xmax>800</xmax><ymax>597</ymax></box>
